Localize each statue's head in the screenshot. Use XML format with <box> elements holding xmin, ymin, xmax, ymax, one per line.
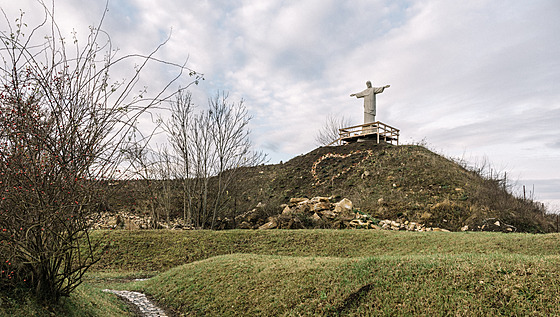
<box><xmin>366</xmin><ymin>81</ymin><xmax>372</xmax><ymax>88</ymax></box>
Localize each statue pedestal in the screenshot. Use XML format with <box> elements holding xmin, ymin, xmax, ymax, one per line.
<box><xmin>332</xmin><ymin>121</ymin><xmax>399</xmax><ymax>146</ymax></box>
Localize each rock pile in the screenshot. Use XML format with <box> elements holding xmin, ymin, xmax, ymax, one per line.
<box><xmin>90</xmin><ymin>212</ymin><xmax>194</xmax><ymax>230</ymax></box>
<box><xmin>90</xmin><ymin>198</ymin><xmax>455</xmax><ymax>232</ymax></box>
<box><xmin>377</xmin><ymin>219</ymin><xmax>450</xmax><ymax>232</ymax></box>
<box><xmin>235</xmin><ymin>197</ymin><xmax>453</xmax><ymax>232</ymax></box>
<box><xmin>231</xmin><ymin>197</ymin><xmax>379</xmax><ymax>230</ymax></box>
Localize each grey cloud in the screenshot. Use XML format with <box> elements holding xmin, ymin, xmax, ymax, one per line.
<box><xmin>11</xmin><ymin>0</ymin><xmax>560</xmax><ymax>202</ymax></box>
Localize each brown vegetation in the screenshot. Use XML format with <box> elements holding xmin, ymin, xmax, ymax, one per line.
<box><xmin>108</xmin><ymin>141</ymin><xmax>555</xmax><ymax>233</ymax></box>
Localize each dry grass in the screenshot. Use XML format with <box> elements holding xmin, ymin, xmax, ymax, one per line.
<box><xmin>109</xmin><ymin>143</ymin><xmax>555</xmax><ymax>232</ymax></box>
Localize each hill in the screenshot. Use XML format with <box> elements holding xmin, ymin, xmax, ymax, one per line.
<box><xmin>107</xmin><ymin>142</ymin><xmax>555</xmax><ymax>233</ymax></box>
<box><xmin>220</xmin><ymin>142</ymin><xmax>553</xmax><ymax>232</ymax></box>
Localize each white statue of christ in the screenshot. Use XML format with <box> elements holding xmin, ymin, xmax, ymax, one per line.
<box><xmin>350</xmin><ymin>81</ymin><xmax>390</xmax><ymax>123</ymax></box>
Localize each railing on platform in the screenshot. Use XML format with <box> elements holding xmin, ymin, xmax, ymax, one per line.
<box><xmin>331</xmin><ymin>121</ymin><xmax>399</xmax><ymax>145</ymax></box>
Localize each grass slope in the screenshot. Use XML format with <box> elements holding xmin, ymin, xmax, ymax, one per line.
<box><xmin>0</xmin><ymin>283</ymin><xmax>132</xmax><ymax>317</ymax></box>
<box><xmin>7</xmin><ymin>230</ymin><xmax>560</xmax><ymax>316</ymax></box>
<box><xmin>94</xmin><ymin>229</ymin><xmax>560</xmax><ymax>315</ymax></box>
<box><xmin>91</xmin><ymin>230</ymin><xmax>560</xmax><ymax>273</ymax></box>
<box><xmin>136</xmin><ymin>253</ymin><xmax>560</xmax><ymax>316</ymax></box>
<box><xmin>91</xmin><ymin>229</ymin><xmax>558</xmax><ymax>316</ymax></box>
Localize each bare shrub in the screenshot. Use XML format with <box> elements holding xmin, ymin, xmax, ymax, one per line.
<box><xmin>315</xmin><ymin>114</ymin><xmax>353</xmax><ymax>146</ymax></box>
<box><xmin>0</xmin><ymin>3</ymin><xmax>199</xmax><ymax>301</ymax></box>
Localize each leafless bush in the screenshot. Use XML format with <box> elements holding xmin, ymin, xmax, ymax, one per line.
<box><xmin>315</xmin><ymin>113</ymin><xmax>353</xmax><ymax>146</ymax></box>
<box><xmin>0</xmin><ymin>2</ymin><xmax>199</xmax><ymax>301</ymax></box>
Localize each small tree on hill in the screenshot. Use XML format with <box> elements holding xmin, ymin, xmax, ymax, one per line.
<box><xmin>0</xmin><ymin>3</ymin><xmax>200</xmax><ymax>302</ymax></box>
<box><xmin>315</xmin><ymin>114</ymin><xmax>352</xmax><ymax>146</ymax></box>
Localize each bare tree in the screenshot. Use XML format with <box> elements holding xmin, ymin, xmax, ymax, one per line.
<box><xmin>189</xmin><ymin>110</ymin><xmax>216</xmax><ymax>228</ymax></box>
<box><xmin>0</xmin><ymin>3</ymin><xmax>200</xmax><ymax>302</ymax></box>
<box><xmin>154</xmin><ymin>145</ymin><xmax>175</xmax><ymax>225</ymax></box>
<box><xmin>123</xmin><ymin>135</ymin><xmax>163</xmax><ymax>228</ymax></box>
<box><xmin>315</xmin><ymin>114</ymin><xmax>353</xmax><ymax>146</ymax></box>
<box><xmin>164</xmin><ymin>91</ymin><xmax>195</xmax><ymax>224</ymax></box>
<box><xmin>163</xmin><ymin>92</ymin><xmax>267</xmax><ymax>229</ymax></box>
<box><xmin>208</xmin><ymin>92</ymin><xmax>267</xmax><ymax>229</ymax></box>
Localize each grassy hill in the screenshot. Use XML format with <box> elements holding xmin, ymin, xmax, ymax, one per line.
<box><xmin>110</xmin><ymin>142</ymin><xmax>554</xmax><ymax>233</ymax></box>
<box><xmin>136</xmin><ymin>252</ymin><xmax>559</xmax><ymax>316</ymax></box>
<box><xmin>220</xmin><ymin>142</ymin><xmax>554</xmax><ymax>232</ymax></box>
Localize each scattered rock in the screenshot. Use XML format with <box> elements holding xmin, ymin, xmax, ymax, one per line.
<box><xmin>90</xmin><ymin>212</ymin><xmax>195</xmax><ymax>230</ymax></box>
<box><xmin>237</xmin><ymin>197</ymin><xmax>454</xmax><ymax>232</ymax></box>
<box><xmin>334</xmin><ymin>198</ymin><xmax>353</xmax><ymax>214</ymax></box>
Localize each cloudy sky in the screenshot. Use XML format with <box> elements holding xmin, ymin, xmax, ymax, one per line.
<box><xmin>3</xmin><ymin>0</ymin><xmax>560</xmax><ymax>211</ymax></box>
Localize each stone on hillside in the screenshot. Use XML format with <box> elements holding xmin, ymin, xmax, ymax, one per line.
<box><xmin>334</xmin><ymin>198</ymin><xmax>353</xmax><ymax>213</ymax></box>
<box><xmin>282</xmin><ymin>205</ymin><xmax>293</xmax><ymax>215</ymax></box>
<box><xmin>238</xmin><ymin>221</ymin><xmax>252</xmax><ymax>229</ymax></box>
<box><xmin>321</xmin><ymin>209</ymin><xmax>336</xmax><ymax>219</ymax></box>
<box><xmin>349</xmin><ymin>219</ymin><xmax>370</xmax><ymax>228</ymax></box>
<box><xmin>312</xmin><ymin>202</ymin><xmax>332</xmax><ymax>211</ymax></box>
<box><xmin>258</xmin><ymin>220</ymin><xmax>277</xmax><ymax>230</ymax></box>
<box><xmin>295</xmin><ymin>203</ymin><xmax>312</xmax><ymax>214</ymax></box>
<box><xmin>311</xmin><ymin>212</ymin><xmax>322</xmax><ymax>221</ymax></box>
<box><xmin>290</xmin><ymin>197</ymin><xmax>308</xmax><ymax>204</ymax></box>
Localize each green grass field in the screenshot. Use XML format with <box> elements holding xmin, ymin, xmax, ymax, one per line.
<box><xmin>2</xmin><ymin>229</ymin><xmax>560</xmax><ymax>316</ymax></box>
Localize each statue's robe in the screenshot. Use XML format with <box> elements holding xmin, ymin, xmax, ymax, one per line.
<box><xmin>354</xmin><ymin>86</ymin><xmax>387</xmax><ymax>123</ymax></box>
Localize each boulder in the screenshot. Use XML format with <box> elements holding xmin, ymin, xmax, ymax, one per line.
<box><xmin>282</xmin><ymin>205</ymin><xmax>293</xmax><ymax>215</ymax></box>
<box><xmin>311</xmin><ymin>212</ymin><xmax>322</xmax><ymax>222</ymax></box>
<box><xmin>321</xmin><ymin>209</ymin><xmax>337</xmax><ymax>219</ymax></box>
<box><xmin>312</xmin><ymin>202</ymin><xmax>332</xmax><ymax>212</ymax></box>
<box><xmin>258</xmin><ymin>221</ymin><xmax>277</xmax><ymax>230</ymax></box>
<box><xmin>334</xmin><ymin>198</ymin><xmax>353</xmax><ymax>214</ymax></box>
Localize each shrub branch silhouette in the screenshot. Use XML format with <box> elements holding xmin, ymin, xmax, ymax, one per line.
<box><xmin>0</xmin><ymin>2</ymin><xmax>200</xmax><ymax>302</ymax></box>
